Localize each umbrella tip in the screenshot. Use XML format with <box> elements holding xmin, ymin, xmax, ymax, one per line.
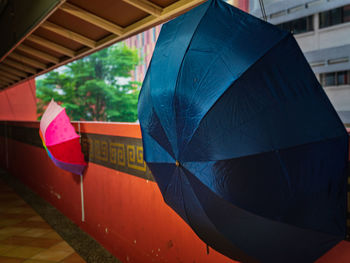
<box><xmin>175</xmin><ymin>160</ymin><xmax>180</xmax><ymax>167</ymax></box>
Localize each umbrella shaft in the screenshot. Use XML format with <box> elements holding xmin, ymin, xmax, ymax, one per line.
<box><xmin>80</xmin><ymin>175</ymin><xmax>85</xmax><ymax>222</ymax></box>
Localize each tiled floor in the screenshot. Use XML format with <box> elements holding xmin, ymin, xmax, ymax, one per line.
<box><xmin>0</xmin><ymin>179</ymin><xmax>86</xmax><ymax>263</ymax></box>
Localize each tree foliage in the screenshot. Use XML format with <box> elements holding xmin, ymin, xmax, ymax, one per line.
<box><xmin>37</xmin><ymin>43</ymin><xmax>140</xmax><ymax>122</ymax></box>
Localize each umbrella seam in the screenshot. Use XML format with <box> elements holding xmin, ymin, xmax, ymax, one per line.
<box><xmin>174</xmin><ymin>0</ymin><xmax>213</xmax><ymax>159</ymax></box>
<box><xmin>45</xmin><ymin>148</ymin><xmax>86</xmax><ymax>164</ymax></box>
<box><xmin>182</xmin><ymin>165</ymin><xmax>344</xmax><ymax>239</ymax></box>
<box><xmin>180</xmin><ymin>166</ymin><xmax>266</xmax><ymax>262</ymax></box>
<box><xmin>182</xmin><ymin>133</ymin><xmax>348</xmax><ymax>163</ymax></box>
<box><xmin>41</xmin><ymin>101</ymin><xmax>65</xmax><ymax>136</ymax></box>
<box><xmin>182</xmin><ymin>33</ymin><xmax>291</xmax><ymax>161</ymax></box>
<box><xmin>178</xmin><ymin>167</ymin><xmax>250</xmax><ymax>259</ymax></box>
<box><xmin>45</xmin><ymin>135</ymin><xmax>81</xmax><ymax>147</ymax></box>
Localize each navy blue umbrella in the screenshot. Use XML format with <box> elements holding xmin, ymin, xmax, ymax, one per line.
<box><xmin>138</xmin><ymin>0</ymin><xmax>349</xmax><ymax>262</ymax></box>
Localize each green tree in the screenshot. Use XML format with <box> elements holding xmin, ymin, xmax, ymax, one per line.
<box><xmin>36</xmin><ymin>43</ymin><xmax>140</xmax><ymax>122</ymax></box>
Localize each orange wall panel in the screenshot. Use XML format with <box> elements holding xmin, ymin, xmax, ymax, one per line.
<box><xmin>0</xmin><ymin>93</ymin><xmax>14</xmax><ymax>120</ymax></box>
<box><xmin>0</xmin><ymin>79</ymin><xmax>37</xmax><ymax>121</ymax></box>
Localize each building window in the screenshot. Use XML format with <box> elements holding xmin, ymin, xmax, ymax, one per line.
<box><xmin>320</xmin><ymin>71</ymin><xmax>350</xmax><ymax>86</ymax></box>
<box><xmin>345</xmin><ymin>5</ymin><xmax>350</xmax><ymax>23</ymax></box>
<box><xmin>337</xmin><ymin>71</ymin><xmax>349</xmax><ymax>85</ymax></box>
<box><xmin>319</xmin><ymin>5</ymin><xmax>350</xmax><ymax>28</ymax></box>
<box><xmin>277</xmin><ymin>16</ymin><xmax>313</xmax><ymax>34</ymax></box>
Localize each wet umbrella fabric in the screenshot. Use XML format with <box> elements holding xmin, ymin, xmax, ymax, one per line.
<box><xmin>40</xmin><ymin>99</ymin><xmax>87</xmax><ymax>221</ymax></box>
<box><xmin>138</xmin><ymin>0</ymin><xmax>348</xmax><ymax>262</ymax></box>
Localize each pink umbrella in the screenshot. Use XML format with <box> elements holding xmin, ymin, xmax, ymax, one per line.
<box><xmin>40</xmin><ymin>99</ymin><xmax>87</xmax><ymax>221</ymax></box>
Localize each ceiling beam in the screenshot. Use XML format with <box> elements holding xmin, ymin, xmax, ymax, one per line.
<box><xmin>27</xmin><ymin>35</ymin><xmax>75</xmax><ymax>57</ymax></box>
<box><xmin>8</xmin><ymin>53</ymin><xmax>47</xmax><ymax>69</ymax></box>
<box><xmin>41</xmin><ymin>21</ymin><xmax>97</xmax><ymax>48</ymax></box>
<box><xmin>16</xmin><ymin>44</ymin><xmax>60</xmax><ymax>64</ymax></box>
<box><xmin>98</xmin><ymin>0</ymin><xmax>205</xmax><ymax>48</ymax></box>
<box><xmin>60</xmin><ymin>3</ymin><xmax>124</xmax><ymax>35</ymax></box>
<box><xmin>122</xmin><ymin>0</ymin><xmax>163</xmax><ymax>17</ymax></box>
<box><xmin>4</xmin><ymin>0</ymin><xmax>206</xmax><ymax>87</ymax></box>
<box><xmin>163</xmin><ymin>0</ymin><xmax>205</xmax><ymax>19</ymax></box>
<box><xmin>0</xmin><ymin>79</ymin><xmax>8</xmax><ymax>86</ymax></box>
<box><xmin>0</xmin><ymin>65</ymin><xmax>27</xmax><ymax>78</ymax></box>
<box><xmin>0</xmin><ymin>75</ymin><xmax>14</xmax><ymax>84</ymax></box>
<box><xmin>0</xmin><ymin>70</ymin><xmax>21</xmax><ymax>81</ymax></box>
<box><xmin>3</xmin><ymin>59</ymin><xmax>37</xmax><ymax>74</ymax></box>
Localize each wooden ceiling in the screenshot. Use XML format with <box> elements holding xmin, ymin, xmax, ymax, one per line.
<box><xmin>0</xmin><ymin>0</ymin><xmax>206</xmax><ymax>90</ymax></box>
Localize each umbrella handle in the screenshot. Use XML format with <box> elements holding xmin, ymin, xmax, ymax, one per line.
<box><xmin>80</xmin><ymin>174</ymin><xmax>85</xmax><ymax>222</ymax></box>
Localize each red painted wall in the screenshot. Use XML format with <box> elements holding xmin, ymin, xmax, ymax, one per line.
<box><xmin>0</xmin><ymin>121</ymin><xmax>235</xmax><ymax>263</ymax></box>
<box><xmin>1</xmin><ymin>121</ymin><xmax>349</xmax><ymax>263</ymax></box>
<box><xmin>0</xmin><ymin>79</ymin><xmax>37</xmax><ymax>121</ymax></box>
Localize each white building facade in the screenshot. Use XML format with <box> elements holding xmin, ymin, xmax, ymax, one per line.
<box><xmin>250</xmin><ymin>0</ymin><xmax>350</xmax><ymax>125</ymax></box>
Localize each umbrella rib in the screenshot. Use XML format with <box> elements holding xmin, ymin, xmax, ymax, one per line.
<box><xmin>180</xmin><ymin>166</ymin><xmax>219</xmax><ymax>230</ymax></box>
<box><xmin>44</xmin><ymin>136</ymin><xmax>81</xmax><ymax>147</ymax></box>
<box><xmin>140</xmin><ymin>65</ymin><xmax>176</xmax><ymax>159</ymax></box>
<box><xmin>145</xmin><ymin>65</ymin><xmax>176</xmax><ymax>159</ymax></box>
<box><xmin>41</xmin><ymin>106</ymin><xmax>65</xmax><ymax>137</ymax></box>
<box><xmin>162</xmin><ymin>167</ymin><xmax>179</xmax><ymax>198</ymax></box>
<box><xmin>50</xmin><ymin>155</ymin><xmax>86</xmax><ymax>166</ymax></box>
<box><xmin>181</xmin><ymin>165</ymin><xmax>342</xmax><ymax>239</ymax></box>
<box><xmin>182</xmin><ymin>134</ymin><xmax>346</xmax><ymax>170</ymax></box>
<box><xmin>179</xmin><ymin>165</ymin><xmax>260</xmax><ymax>261</ymax></box>
<box><xmin>274</xmin><ymin>151</ymin><xmax>292</xmax><ymax>193</ymax></box>
<box><xmin>149</xmin><ymin>105</ymin><xmax>177</xmax><ymax>159</ymax></box>
<box><xmin>173</xmin><ymin>0</ymin><xmax>212</xmax><ymax>158</ymax></box>
<box><xmin>182</xmin><ymin>52</ymin><xmax>220</xmax><ymax>118</ymax></box>
<box><xmin>178</xmin><ymin>170</ymin><xmax>192</xmax><ymax>223</ymax></box>
<box><xmin>228</xmin><ymin>115</ymin><xmax>347</xmax><ymax>161</ymax></box>
<box><xmin>180</xmin><ymin>33</ymin><xmax>291</xmax><ymax>158</ymax></box>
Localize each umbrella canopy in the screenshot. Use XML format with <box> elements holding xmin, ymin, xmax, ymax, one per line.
<box><xmin>138</xmin><ymin>0</ymin><xmax>349</xmax><ymax>262</ymax></box>
<box><xmin>39</xmin><ymin>99</ymin><xmax>86</xmax><ymax>175</ymax></box>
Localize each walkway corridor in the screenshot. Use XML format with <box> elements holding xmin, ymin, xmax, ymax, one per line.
<box><xmin>0</xmin><ymin>178</ymin><xmax>85</xmax><ymax>263</ymax></box>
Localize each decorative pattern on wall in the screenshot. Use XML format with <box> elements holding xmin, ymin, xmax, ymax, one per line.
<box><xmin>0</xmin><ymin>123</ymin><xmax>154</xmax><ymax>181</ymax></box>
<box><xmin>80</xmin><ymin>133</ymin><xmax>153</xmax><ymax>181</ymax></box>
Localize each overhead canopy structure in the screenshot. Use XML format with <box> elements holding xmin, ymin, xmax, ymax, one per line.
<box><xmin>0</xmin><ymin>0</ymin><xmax>205</xmax><ymax>90</ymax></box>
